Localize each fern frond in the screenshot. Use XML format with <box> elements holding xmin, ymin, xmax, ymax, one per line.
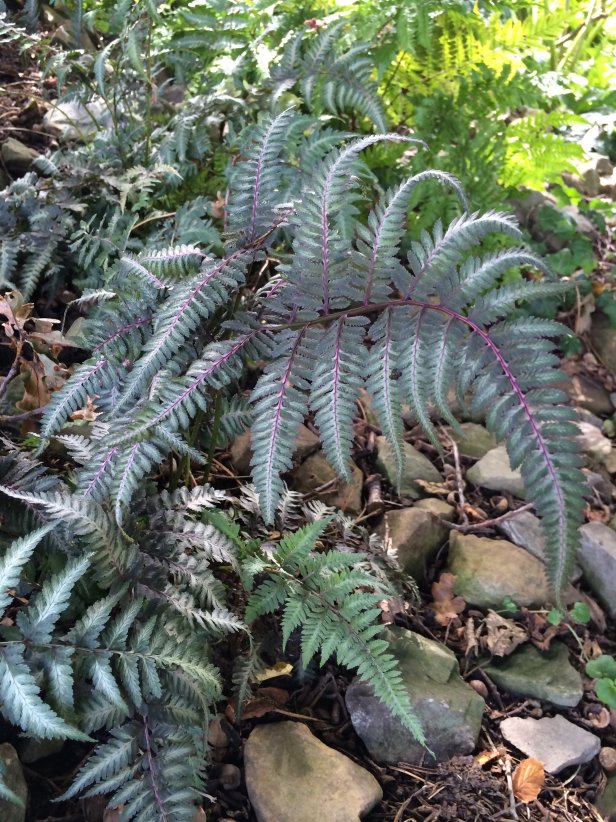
<box><xmin>310</xmin><ymin>316</ymin><xmax>366</xmax><ymax>479</ymax></box>
<box><xmin>227</xmin><ymin>108</ymin><xmax>297</xmax><ymax>244</ymax></box>
<box><xmin>16</xmin><ymin>554</ymin><xmax>91</xmax><ymax>643</ymax></box>
<box><xmin>244</xmin><ymin>519</ymin><xmax>424</xmax><ymax>742</ymax></box>
<box><xmin>39</xmin><ymin>358</ymin><xmax>112</xmax><ymax>443</ymax></box>
<box><xmin>114</xmin><ymin>251</ymin><xmax>249</xmax><ymax>413</ymax></box>
<box><xmin>250</xmin><ymin>328</ymin><xmax>316</xmax><ymax>522</ymax></box>
<box><xmin>0</xmin><ymin>644</ymin><xmax>90</xmax><ymax>741</ymax></box>
<box><xmin>0</xmin><ymin>524</ymin><xmax>55</xmax><ymax>612</ymax></box>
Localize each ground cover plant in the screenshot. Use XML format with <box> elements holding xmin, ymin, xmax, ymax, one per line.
<box><xmin>0</xmin><ymin>2</ymin><xmax>615</xmax><ymax>821</ymax></box>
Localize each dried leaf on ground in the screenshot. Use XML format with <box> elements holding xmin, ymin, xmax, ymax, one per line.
<box><xmin>415</xmin><ymin>478</ymin><xmax>451</xmax><ymax>496</ymax></box>
<box><xmin>512</xmin><ymin>757</ymin><xmax>544</xmax><ymax>803</ymax></box>
<box><xmin>379</xmin><ymin>597</ymin><xmax>407</xmax><ymax>624</ymax></box>
<box><xmin>484</xmin><ymin>610</ymin><xmax>527</xmax><ymax>657</ymax></box>
<box><xmin>254</xmin><ymin>662</ymin><xmax>293</xmax><ymax>681</ymax></box>
<box><xmin>430</xmin><ymin>573</ymin><xmax>466</xmax><ymax>626</ymax></box>
<box><xmin>521</xmin><ymin>608</ymin><xmax>560</xmax><ymax>651</ymax></box>
<box><xmin>464</xmin><ymin>616</ymin><xmax>478</xmax><ymax>655</ymax></box>
<box><xmin>475</xmin><ymin>747</ymin><xmax>506</xmax><ymax>766</ymax></box>
<box><xmin>241</xmin><ymin>687</ymin><xmax>290</xmax><ymax>719</ymax></box>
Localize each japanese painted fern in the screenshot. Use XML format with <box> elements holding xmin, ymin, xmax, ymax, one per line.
<box><xmin>41</xmin><ymin>110</ymin><xmax>583</xmax><ymax>600</ymax></box>
<box><xmin>1</xmin><ymin>108</ymin><xmax>585</xmax><ymax>817</ymax></box>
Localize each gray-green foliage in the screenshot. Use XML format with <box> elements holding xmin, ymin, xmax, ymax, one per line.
<box><xmin>39</xmin><ymin>108</ymin><xmax>584</xmax><ymax>605</ymax></box>
<box><xmin>0</xmin><ymin>471</ymin><xmax>415</xmax><ymax>818</ymax></box>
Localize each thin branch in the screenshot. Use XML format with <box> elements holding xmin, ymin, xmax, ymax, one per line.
<box><xmin>440</xmin><ymin>502</ymin><xmax>534</xmax><ymax>533</ymax></box>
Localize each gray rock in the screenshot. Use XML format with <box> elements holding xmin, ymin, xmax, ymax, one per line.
<box><xmin>578</xmin><ymin>421</ymin><xmax>613</xmax><ymax>463</ymax></box>
<box><xmin>1</xmin><ymin>139</ymin><xmax>39</xmax><ymax>176</ymax></box>
<box><xmin>376</xmin><ymin>436</ymin><xmax>443</xmax><ymax>499</ymax></box>
<box><xmin>585</xmin><ymin>470</ymin><xmax>613</xmax><ymax>505</ymax></box>
<box><xmin>561</xmin><ymin>203</ymin><xmax>597</xmax><ymax>232</ymax></box>
<box><xmin>497</xmin><ymin>510</ymin><xmax>546</xmax><ymax>562</ymax></box>
<box><xmin>509</xmin><ymin>191</ymin><xmax>556</xmax><ymax>228</ymax></box>
<box><xmin>578</xmin><ymin>522</ymin><xmax>616</xmax><ymax>617</ymax></box>
<box><xmin>244</xmin><ymin>722</ymin><xmax>382</xmax><ymax>822</ymax></box>
<box><xmin>449</xmin><ymin>423</ymin><xmax>496</xmax><ymax>460</ymax></box>
<box><xmin>414</xmin><ymin>497</ymin><xmax>455</xmax><ymax>521</ymax></box>
<box><xmin>497</xmin><ymin>510</ymin><xmax>582</xmax><ymax>582</ymax></box>
<box><xmin>568</xmin><ymin>374</ymin><xmax>614</xmax><ymax>415</ymax></box>
<box><xmin>597</xmin><ymin>774</ymin><xmax>616</xmax><ymax>821</ymax></box>
<box><xmin>466</xmin><ymin>446</ymin><xmax>525</xmax><ymax>498</ymax></box>
<box><xmin>0</xmin><ymin>743</ymin><xmax>27</xmax><ymax>822</ymax></box>
<box><xmin>43</xmin><ymin>99</ymin><xmax>112</xmax><ymax>141</ymax></box>
<box><xmin>346</xmin><ymin>627</ymin><xmax>484</xmax><ymax>765</ymax></box>
<box><xmin>596</xmin><ymin>156</ymin><xmax>614</xmax><ymax>176</ymax></box>
<box><xmin>293</xmin><ymin>453</ymin><xmax>363</xmax><ymax>513</ymax></box>
<box><xmin>447</xmin><ymin>532</ymin><xmax>552</xmax><ymax>609</ymax></box>
<box><xmin>378</xmin><ymin>507</ymin><xmax>449</xmax><ymax>585</ymax></box>
<box><xmin>18</xmin><ymin>738</ymin><xmax>63</xmax><ymax>764</ymax></box>
<box><xmin>591</xmin><ymin>311</ymin><xmax>616</xmax><ymax>374</ymax></box>
<box><xmin>500</xmin><ymin>715</ymin><xmax>600</xmax><ymax>774</ymax></box>
<box><xmin>231</xmin><ymin>425</ymin><xmax>319</xmax><ymax>475</ymax></box>
<box><xmin>605</xmin><ymin>449</ymin><xmax>616</xmax><ymax>475</ymax></box>
<box><xmin>485</xmin><ymin>642</ymin><xmax>583</xmax><ymax>708</ymax></box>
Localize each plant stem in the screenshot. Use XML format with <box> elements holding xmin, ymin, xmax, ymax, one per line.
<box><xmin>202</xmin><ymin>391</ymin><xmax>223</xmax><ymax>484</ymax></box>
<box><xmin>144</xmin><ymin>16</ymin><xmax>153</xmax><ymax>168</ymax></box>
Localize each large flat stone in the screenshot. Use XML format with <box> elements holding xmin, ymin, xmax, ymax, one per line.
<box><xmin>485</xmin><ymin>642</ymin><xmax>583</xmax><ymax>708</ymax></box>
<box><xmin>0</xmin><ymin>743</ymin><xmax>26</xmax><ymax>822</ymax></box>
<box><xmin>244</xmin><ymin>722</ymin><xmax>382</xmax><ymax>822</ymax></box>
<box><xmin>449</xmin><ymin>423</ymin><xmax>496</xmax><ymax>459</ymax></box>
<box><xmin>376</xmin><ymin>436</ymin><xmax>443</xmax><ymax>499</ymax></box>
<box><xmin>578</xmin><ymin>522</ymin><xmax>616</xmax><ymax>617</ymax></box>
<box><xmin>500</xmin><ymin>715</ymin><xmax>600</xmax><ymax>774</ymax></box>
<box><xmin>497</xmin><ymin>510</ymin><xmax>582</xmax><ymax>582</ymax></box>
<box><xmin>447</xmin><ymin>532</ymin><xmax>552</xmax><ymax>609</ymax></box>
<box><xmin>292</xmin><ymin>453</ymin><xmax>363</xmax><ymax>513</ymax></box>
<box><xmin>346</xmin><ymin>627</ymin><xmax>484</xmax><ymax>765</ymax></box>
<box><xmin>465</xmin><ymin>446</ymin><xmax>525</xmax><ymax>498</ymax></box>
<box><xmin>378</xmin><ymin>507</ymin><xmax>448</xmax><ymax>585</ymax></box>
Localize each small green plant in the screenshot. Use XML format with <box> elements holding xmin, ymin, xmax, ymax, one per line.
<box><xmin>546</xmin><ymin>600</ymin><xmax>591</xmax><ymax>627</ymax></box>
<box><xmin>585</xmin><ymin>655</ymin><xmax>616</xmax><ymax>710</ymax></box>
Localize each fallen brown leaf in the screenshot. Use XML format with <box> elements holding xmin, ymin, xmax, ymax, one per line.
<box><xmin>415</xmin><ymin>478</ymin><xmax>451</xmax><ymax>496</ymax></box>
<box><xmin>475</xmin><ymin>746</ymin><xmax>506</xmax><ymax>766</ymax></box>
<box><xmin>241</xmin><ymin>687</ymin><xmax>290</xmax><ymax>719</ymax></box>
<box><xmin>484</xmin><ymin>610</ymin><xmax>527</xmax><ymax>657</ymax></box>
<box><xmin>512</xmin><ymin>757</ymin><xmax>544</xmax><ymax>803</ymax></box>
<box><xmin>430</xmin><ymin>573</ymin><xmax>466</xmax><ymax>626</ymax></box>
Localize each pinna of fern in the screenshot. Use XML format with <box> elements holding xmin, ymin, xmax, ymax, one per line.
<box><xmin>38</xmin><ymin>111</ymin><xmax>584</xmax><ymax>608</ymax></box>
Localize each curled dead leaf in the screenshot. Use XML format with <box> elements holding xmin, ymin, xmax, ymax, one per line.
<box><xmin>512</xmin><ymin>757</ymin><xmax>544</xmax><ymax>803</ymax></box>
<box><xmin>484</xmin><ymin>610</ymin><xmax>527</xmax><ymax>657</ymax></box>
<box><xmin>430</xmin><ymin>573</ymin><xmax>466</xmax><ymax>626</ymax></box>
<box><xmin>241</xmin><ymin>687</ymin><xmax>290</xmax><ymax>719</ymax></box>
<box><xmin>415</xmin><ymin>478</ymin><xmax>451</xmax><ymax>496</ymax></box>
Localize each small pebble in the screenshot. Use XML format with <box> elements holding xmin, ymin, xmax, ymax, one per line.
<box><xmin>600</xmin><ymin>747</ymin><xmax>616</xmax><ymax>773</ymax></box>
<box><xmin>469</xmin><ymin>679</ymin><xmax>489</xmax><ymax>699</ymax></box>
<box><xmin>220</xmin><ymin>763</ymin><xmax>241</xmax><ymax>791</ymax></box>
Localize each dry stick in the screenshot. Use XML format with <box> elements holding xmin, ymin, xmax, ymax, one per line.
<box><xmin>0</xmin><ymin>407</ymin><xmax>45</xmax><ymax>423</ymax></box>
<box><xmin>447</xmin><ymin>435</ymin><xmax>469</xmax><ymax>526</ymax></box>
<box><xmin>439</xmin><ymin>502</ymin><xmax>534</xmax><ymax>534</ymax></box>
<box><xmin>0</xmin><ymin>354</ymin><xmax>20</xmax><ymax>404</ymax></box>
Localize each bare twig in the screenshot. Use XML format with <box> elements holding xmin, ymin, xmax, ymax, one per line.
<box><xmin>439</xmin><ymin>502</ymin><xmax>534</xmax><ymax>533</ymax></box>
<box><xmin>447</xmin><ymin>435</ymin><xmax>469</xmax><ymax>526</ymax></box>
<box><xmin>0</xmin><ymin>354</ymin><xmax>20</xmax><ymax>404</ymax></box>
